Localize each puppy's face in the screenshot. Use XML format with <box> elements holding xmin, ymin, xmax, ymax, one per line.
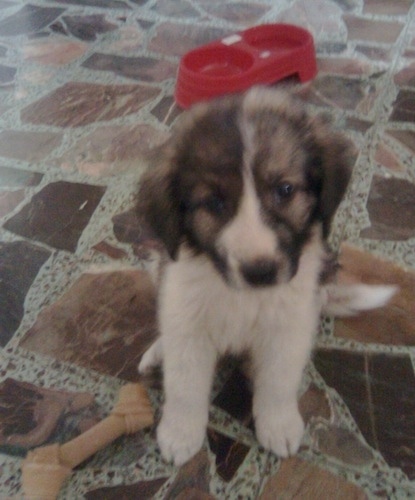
<box><xmin>138</xmin><ymin>88</ymin><xmax>355</xmax><ymax>289</ymax></box>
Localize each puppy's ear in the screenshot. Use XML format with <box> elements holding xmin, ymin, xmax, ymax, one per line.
<box><xmin>136</xmin><ymin>150</ymin><xmax>181</xmax><ymax>259</ymax></box>
<box><xmin>311</xmin><ymin>116</ymin><xmax>357</xmax><ymax>237</ymax></box>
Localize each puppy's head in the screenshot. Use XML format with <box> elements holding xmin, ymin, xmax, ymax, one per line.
<box><xmin>137</xmin><ymin>87</ymin><xmax>355</xmax><ymax>289</ymax></box>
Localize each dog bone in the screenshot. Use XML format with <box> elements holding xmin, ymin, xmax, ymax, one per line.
<box><xmin>21</xmin><ymin>383</ymin><xmax>154</xmax><ymax>500</ymax></box>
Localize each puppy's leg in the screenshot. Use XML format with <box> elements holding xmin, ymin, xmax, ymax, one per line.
<box><xmin>251</xmin><ymin>324</ymin><xmax>315</xmax><ymax>458</ymax></box>
<box><xmin>157</xmin><ymin>332</ymin><xmax>216</xmax><ymax>466</ymax></box>
<box><xmin>138</xmin><ymin>338</ymin><xmax>162</xmax><ymax>374</ymax></box>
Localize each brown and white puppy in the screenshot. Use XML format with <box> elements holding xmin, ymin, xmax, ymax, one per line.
<box><xmin>137</xmin><ymin>87</ymin><xmax>395</xmax><ymax>466</ymax></box>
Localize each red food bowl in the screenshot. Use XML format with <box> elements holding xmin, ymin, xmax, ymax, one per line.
<box><xmin>175</xmin><ymin>24</ymin><xmax>317</xmax><ymax>108</ymax></box>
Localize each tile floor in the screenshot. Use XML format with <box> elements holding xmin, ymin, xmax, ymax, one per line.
<box><xmin>0</xmin><ymin>0</ymin><xmax>415</xmax><ymax>498</ymax></box>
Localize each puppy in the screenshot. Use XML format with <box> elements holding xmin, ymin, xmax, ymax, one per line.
<box><xmin>137</xmin><ymin>87</ymin><xmax>395</xmax><ymax>466</ymax></box>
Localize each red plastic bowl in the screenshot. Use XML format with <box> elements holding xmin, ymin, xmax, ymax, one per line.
<box><xmin>175</xmin><ymin>24</ymin><xmax>317</xmax><ymax>108</ymax></box>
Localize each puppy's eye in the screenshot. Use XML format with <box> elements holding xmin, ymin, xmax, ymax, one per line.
<box><xmin>201</xmin><ymin>194</ymin><xmax>226</xmax><ymax>215</ymax></box>
<box><xmin>274</xmin><ymin>183</ymin><xmax>295</xmax><ymax>202</ymax></box>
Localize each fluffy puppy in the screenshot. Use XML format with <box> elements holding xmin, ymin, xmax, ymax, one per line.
<box><xmin>137</xmin><ymin>87</ymin><xmax>395</xmax><ymax>466</ymax></box>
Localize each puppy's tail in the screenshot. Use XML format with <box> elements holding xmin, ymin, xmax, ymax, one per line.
<box><xmin>321</xmin><ymin>283</ymin><xmax>397</xmax><ymax>317</ymax></box>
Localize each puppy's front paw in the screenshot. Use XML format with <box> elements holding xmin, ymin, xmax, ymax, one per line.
<box><xmin>255</xmin><ymin>406</ymin><xmax>304</xmax><ymax>458</ymax></box>
<box><xmin>157</xmin><ymin>410</ymin><xmax>206</xmax><ymax>466</ymax></box>
<box><xmin>138</xmin><ymin>340</ymin><xmax>162</xmax><ymax>374</ymax></box>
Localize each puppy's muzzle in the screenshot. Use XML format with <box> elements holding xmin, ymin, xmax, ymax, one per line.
<box><xmin>240</xmin><ymin>258</ymin><xmax>278</xmax><ymax>287</ymax></box>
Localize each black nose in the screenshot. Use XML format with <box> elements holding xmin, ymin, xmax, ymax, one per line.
<box><xmin>240</xmin><ymin>259</ymin><xmax>278</xmax><ymax>287</ymax></box>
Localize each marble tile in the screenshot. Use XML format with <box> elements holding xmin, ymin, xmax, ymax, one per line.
<box><xmin>343</xmin><ymin>15</ymin><xmax>404</xmax><ymax>44</ymax></box>
<box><xmin>23</xmin><ymin>38</ymin><xmax>88</xmax><ymax>65</ymax></box>
<box><xmin>394</xmin><ymin>62</ymin><xmax>415</xmax><ymax>87</ymax></box>
<box><xmin>0</xmin><ymin>5</ymin><xmax>65</xmax><ymax>36</ymax></box>
<box><xmin>0</xmin><ymin>241</ymin><xmax>50</xmax><ymax>346</ymax></box>
<box><xmin>355</xmin><ymin>45</ymin><xmax>392</xmax><ymax>62</ymax></box>
<box><xmin>317</xmin><ymin>57</ymin><xmax>371</xmax><ymax>76</ymax></box>
<box><xmin>334</xmin><ymin>244</ymin><xmax>415</xmax><ymax>346</ymax></box>
<box><xmin>0</xmin><ymin>64</ymin><xmax>15</xmax><ymax>85</ymax></box>
<box><xmin>21</xmin><ymin>82</ymin><xmax>160</xmax><ymax>127</ymax></box>
<box><xmin>0</xmin><ymin>379</ymin><xmax>95</xmax><ymax>452</ymax></box>
<box><xmin>151</xmin><ymin>0</ymin><xmax>199</xmax><ymax>18</ymax></box>
<box><xmin>197</xmin><ymin>1</ymin><xmax>270</xmax><ymax>25</ymax></box>
<box><xmin>314</xmin><ymin>349</ymin><xmax>415</xmax><ymax>479</ymax></box>
<box><xmin>82</xmin><ymin>53</ymin><xmax>177</xmax><ymax>83</ymax></box>
<box><xmin>386</xmin><ymin>129</ymin><xmax>415</xmax><ymax>154</ymax></box>
<box><xmin>4</xmin><ymin>181</ymin><xmax>106</xmax><ymax>252</ymax></box>
<box><xmin>151</xmin><ymin>96</ymin><xmax>182</xmax><ymax>126</ymax></box>
<box><xmin>0</xmin><ymin>130</ymin><xmax>62</xmax><ymax>162</ymax></box>
<box><xmin>373</xmin><ymin>142</ymin><xmax>405</xmax><ymax>173</ymax></box>
<box><xmin>207</xmin><ymin>430</ymin><xmax>250</xmax><ymax>482</ymax></box>
<box><xmin>299</xmin><ymin>383</ymin><xmax>331</xmax><ymax>424</ymax></box>
<box><xmin>61</xmin><ymin>14</ymin><xmax>118</xmax><ymax>41</ymax></box>
<box><xmin>0</xmin><ymin>190</ymin><xmax>25</xmax><ymax>218</ymax></box>
<box><xmin>164</xmin><ymin>450</ymin><xmax>210</xmax><ymax>498</ymax></box>
<box><xmin>361</xmin><ymin>175</ymin><xmax>415</xmax><ymax>240</ymax></box>
<box><xmin>259</xmin><ymin>457</ymin><xmax>367</xmax><ymax>499</ymax></box>
<box><xmin>53</xmin><ymin>0</ymin><xmax>131</xmax><ymax>8</ymax></box>
<box><xmin>19</xmin><ymin>270</ymin><xmax>158</xmax><ymax>381</ymax></box>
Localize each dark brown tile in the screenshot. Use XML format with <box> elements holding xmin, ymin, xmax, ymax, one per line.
<box><xmin>361</xmin><ymin>175</ymin><xmax>415</xmax><ymax>240</ymax></box>
<box><xmin>82</xmin><ymin>53</ymin><xmax>176</xmax><ymax>82</ymax></box>
<box><xmin>54</xmin><ymin>0</ymin><xmax>131</xmax><ymax>8</ymax></box>
<box><xmin>390</xmin><ymin>89</ymin><xmax>415</xmax><ymax>123</ymax></box>
<box><xmin>0</xmin><ymin>241</ymin><xmax>50</xmax><ymax>346</ymax></box>
<box><xmin>394</xmin><ymin>62</ymin><xmax>415</xmax><ymax>87</ymax></box>
<box><xmin>317</xmin><ymin>57</ymin><xmax>370</xmax><ymax>76</ymax></box>
<box><xmin>0</xmin><ymin>5</ymin><xmax>65</xmax><ymax>36</ymax></box>
<box><xmin>314</xmin><ymin>349</ymin><xmax>415</xmax><ymax>479</ymax></box>
<box><xmin>343</xmin><ymin>15</ymin><xmax>404</xmax><ymax>44</ymax></box>
<box><xmin>259</xmin><ymin>457</ymin><xmax>367</xmax><ymax>499</ymax></box>
<box><xmin>62</xmin><ymin>14</ymin><xmax>118</xmax><ymax>41</ymax></box>
<box><xmin>0</xmin><ymin>379</ymin><xmax>95</xmax><ymax>453</ymax></box>
<box><xmin>0</xmin><ymin>190</ymin><xmax>25</xmax><ymax>218</ymax></box>
<box><xmin>85</xmin><ymin>478</ymin><xmax>167</xmax><ymax>499</ymax></box>
<box><xmin>387</xmin><ymin>129</ymin><xmax>415</xmax><ymax>154</ymax></box>
<box><xmin>151</xmin><ymin>96</ymin><xmax>182</xmax><ymax>126</ymax></box>
<box><xmin>0</xmin><ymin>130</ymin><xmax>62</xmax><ymax>162</ymax></box>
<box><xmin>355</xmin><ymin>45</ymin><xmax>392</xmax><ymax>62</ymax></box>
<box><xmin>0</xmin><ymin>64</ymin><xmax>15</xmax><ymax>85</ymax></box>
<box><xmin>207</xmin><ymin>430</ymin><xmax>250</xmax><ymax>482</ymax></box>
<box><xmin>4</xmin><ymin>181</ymin><xmax>106</xmax><ymax>252</ymax></box>
<box><xmin>21</xmin><ymin>82</ymin><xmax>160</xmax><ymax>127</ymax></box>
<box><xmin>20</xmin><ymin>270</ymin><xmax>158</xmax><ymax>381</ymax></box>
<box><xmin>334</xmin><ymin>244</ymin><xmax>415</xmax><ymax>346</ymax></box>
<box><xmin>299</xmin><ymin>383</ymin><xmax>331</xmax><ymax>424</ymax></box>
<box><xmin>151</xmin><ymin>0</ymin><xmax>199</xmax><ymax>18</ymax></box>
<box><xmin>373</xmin><ymin>142</ymin><xmax>405</xmax><ymax>172</ymax></box>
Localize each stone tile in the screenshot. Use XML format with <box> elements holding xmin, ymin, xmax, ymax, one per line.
<box><xmin>343</xmin><ymin>15</ymin><xmax>404</xmax><ymax>44</ymax></box>
<box><xmin>314</xmin><ymin>349</ymin><xmax>415</xmax><ymax>479</ymax></box>
<box><xmin>0</xmin><ymin>5</ymin><xmax>65</xmax><ymax>36</ymax></box>
<box><xmin>0</xmin><ymin>379</ymin><xmax>95</xmax><ymax>451</ymax></box>
<box><xmin>373</xmin><ymin>142</ymin><xmax>405</xmax><ymax>172</ymax></box>
<box><xmin>53</xmin><ymin>0</ymin><xmax>131</xmax><ymax>8</ymax></box>
<box><xmin>21</xmin><ymin>82</ymin><xmax>160</xmax><ymax>127</ymax></box>
<box><xmin>151</xmin><ymin>96</ymin><xmax>182</xmax><ymax>126</ymax></box>
<box><xmin>394</xmin><ymin>62</ymin><xmax>415</xmax><ymax>87</ymax></box>
<box><xmin>317</xmin><ymin>57</ymin><xmax>371</xmax><ymax>76</ymax></box>
<box><xmin>149</xmin><ymin>22</ymin><xmax>229</xmax><ymax>58</ymax></box>
<box><xmin>4</xmin><ymin>181</ymin><xmax>105</xmax><ymax>252</ymax></box>
<box><xmin>92</xmin><ymin>241</ymin><xmax>128</xmax><ymax>260</ymax></box>
<box><xmin>197</xmin><ymin>1</ymin><xmax>270</xmax><ymax>25</ymax></box>
<box><xmin>259</xmin><ymin>456</ymin><xmax>367</xmax><ymax>499</ymax></box>
<box><xmin>390</xmin><ymin>89</ymin><xmax>415</xmax><ymax>123</ymax></box>
<box><xmin>207</xmin><ymin>430</ymin><xmax>250</xmax><ymax>482</ymax></box>
<box><xmin>344</xmin><ymin>117</ymin><xmax>373</xmax><ymax>134</ymax></box>
<box><xmin>312</xmin><ymin>424</ymin><xmax>374</xmax><ymax>466</ymax></box>
<box><xmin>59</xmin><ymin>124</ymin><xmax>168</xmax><ymax>176</ymax></box>
<box><xmin>20</xmin><ymin>270</ymin><xmax>158</xmax><ymax>381</ymax></box>
<box><xmin>0</xmin><ymin>64</ymin><xmax>15</xmax><ymax>85</ymax></box>
<box><xmin>0</xmin><ymin>130</ymin><xmax>62</xmax><ymax>162</ymax></box>
<box><xmin>82</xmin><ymin>53</ymin><xmax>176</xmax><ymax>83</ymax></box>
<box><xmin>0</xmin><ymin>241</ymin><xmax>50</xmax><ymax>346</ymax></box>
<box><xmin>355</xmin><ymin>45</ymin><xmax>392</xmax><ymax>62</ymax></box>
<box><xmin>363</xmin><ymin>0</ymin><xmax>414</xmax><ymax>16</ymax></box>
<box><xmin>334</xmin><ymin>244</ymin><xmax>415</xmax><ymax>346</ymax></box>
<box><xmin>386</xmin><ymin>129</ymin><xmax>415</xmax><ymax>154</ymax></box>
<box><xmin>299</xmin><ymin>383</ymin><xmax>331</xmax><ymax>424</ymax></box>
<box><xmin>360</xmin><ymin>175</ymin><xmax>415</xmax><ymax>240</ymax></box>
<box><xmin>23</xmin><ymin>39</ymin><xmax>88</xmax><ymax>65</ymax></box>
<box><xmin>0</xmin><ymin>190</ymin><xmax>25</xmax><ymax>218</ymax></box>
<box><xmin>62</xmin><ymin>14</ymin><xmax>118</xmax><ymax>42</ymax></box>
<box><xmin>151</xmin><ymin>0</ymin><xmax>199</xmax><ymax>18</ymax></box>
<box><xmin>0</xmin><ymin>166</ymin><xmax>43</xmax><ymax>188</ymax></box>
<box><xmin>85</xmin><ymin>478</ymin><xmax>168</xmax><ymax>499</ymax></box>
<box><xmin>163</xmin><ymin>451</ymin><xmax>211</xmax><ymax>498</ymax></box>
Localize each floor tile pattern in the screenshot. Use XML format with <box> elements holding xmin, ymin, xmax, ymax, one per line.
<box><xmin>0</xmin><ymin>0</ymin><xmax>414</xmax><ymax>498</ymax></box>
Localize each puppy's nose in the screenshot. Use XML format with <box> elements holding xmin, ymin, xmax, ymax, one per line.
<box><xmin>240</xmin><ymin>259</ymin><xmax>278</xmax><ymax>287</ymax></box>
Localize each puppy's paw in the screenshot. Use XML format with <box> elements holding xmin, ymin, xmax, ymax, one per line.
<box><xmin>157</xmin><ymin>410</ymin><xmax>206</xmax><ymax>466</ymax></box>
<box><xmin>255</xmin><ymin>406</ymin><xmax>304</xmax><ymax>458</ymax></box>
<box><xmin>138</xmin><ymin>340</ymin><xmax>162</xmax><ymax>374</ymax></box>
